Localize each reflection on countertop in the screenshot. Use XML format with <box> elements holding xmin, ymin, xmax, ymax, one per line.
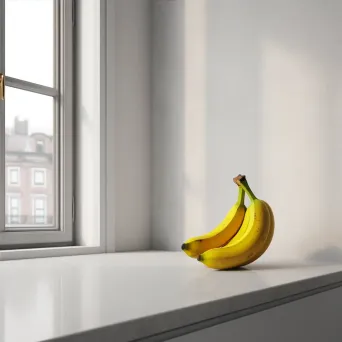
<box><xmin>0</xmin><ymin>251</ymin><xmax>342</xmax><ymax>342</ymax></box>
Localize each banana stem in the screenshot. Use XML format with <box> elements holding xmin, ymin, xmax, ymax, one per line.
<box><xmin>234</xmin><ymin>175</ymin><xmax>258</xmax><ymax>201</ymax></box>
<box><xmin>236</xmin><ymin>186</ymin><xmax>245</xmax><ymax>205</ymax></box>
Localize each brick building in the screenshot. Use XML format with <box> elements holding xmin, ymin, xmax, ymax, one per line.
<box><xmin>5</xmin><ymin>117</ymin><xmax>54</xmax><ymax>227</ymax></box>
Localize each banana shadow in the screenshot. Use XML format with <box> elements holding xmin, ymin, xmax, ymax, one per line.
<box><xmin>216</xmin><ymin>267</ymin><xmax>249</xmax><ymax>272</ymax></box>
<box><xmin>216</xmin><ymin>262</ymin><xmax>331</xmax><ymax>271</ymax></box>
<box><xmin>242</xmin><ymin>263</ymin><xmax>323</xmax><ymax>271</ymax></box>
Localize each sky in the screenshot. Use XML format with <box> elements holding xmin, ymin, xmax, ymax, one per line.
<box><xmin>5</xmin><ymin>0</ymin><xmax>54</xmax><ymax>135</ymax></box>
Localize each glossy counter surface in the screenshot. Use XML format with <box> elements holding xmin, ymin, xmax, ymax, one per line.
<box><xmin>1</xmin><ymin>252</ymin><xmax>342</xmax><ymax>342</ymax></box>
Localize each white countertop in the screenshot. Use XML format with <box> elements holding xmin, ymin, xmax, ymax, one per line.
<box><xmin>1</xmin><ymin>251</ymin><xmax>342</xmax><ymax>342</ymax></box>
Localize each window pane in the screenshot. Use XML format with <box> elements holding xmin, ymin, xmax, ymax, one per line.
<box><xmin>36</xmin><ymin>140</ymin><xmax>45</xmax><ymax>153</ymax></box>
<box><xmin>33</xmin><ymin>197</ymin><xmax>46</xmax><ymax>223</ymax></box>
<box><xmin>10</xmin><ymin>198</ymin><xmax>18</xmax><ymax>207</ymax></box>
<box><xmin>5</xmin><ymin>87</ymin><xmax>56</xmax><ymax>228</ymax></box>
<box><xmin>8</xmin><ymin>167</ymin><xmax>19</xmax><ymax>185</ymax></box>
<box><xmin>34</xmin><ymin>199</ymin><xmax>44</xmax><ymax>210</ymax></box>
<box><xmin>10</xmin><ymin>170</ymin><xmax>18</xmax><ymax>183</ymax></box>
<box><xmin>5</xmin><ymin>0</ymin><xmax>55</xmax><ymax>86</ymax></box>
<box><xmin>35</xmin><ymin>172</ymin><xmax>43</xmax><ymax>184</ymax></box>
<box><xmin>33</xmin><ymin>169</ymin><xmax>46</xmax><ymax>186</ymax></box>
<box><xmin>6</xmin><ymin>196</ymin><xmax>21</xmax><ymax>224</ymax></box>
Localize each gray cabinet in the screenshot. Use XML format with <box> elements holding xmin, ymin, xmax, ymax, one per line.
<box><xmin>169</xmin><ymin>287</ymin><xmax>342</xmax><ymax>342</ymax></box>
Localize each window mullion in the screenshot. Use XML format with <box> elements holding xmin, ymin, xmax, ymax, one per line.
<box><xmin>5</xmin><ymin>77</ymin><xmax>59</xmax><ymax>97</ymax></box>
<box><xmin>59</xmin><ymin>0</ymin><xmax>73</xmax><ymax>238</ymax></box>
<box><xmin>0</xmin><ymin>0</ymin><xmax>5</xmax><ymax>233</ymax></box>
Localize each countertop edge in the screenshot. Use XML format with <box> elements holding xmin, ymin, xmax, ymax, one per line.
<box><xmin>48</xmin><ymin>269</ymin><xmax>342</xmax><ymax>342</ymax></box>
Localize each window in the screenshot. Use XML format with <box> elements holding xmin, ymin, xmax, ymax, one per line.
<box><xmin>7</xmin><ymin>166</ymin><xmax>20</xmax><ymax>186</ymax></box>
<box><xmin>36</xmin><ymin>139</ymin><xmax>45</xmax><ymax>153</ymax></box>
<box><xmin>32</xmin><ymin>196</ymin><xmax>47</xmax><ymax>224</ymax></box>
<box><xmin>7</xmin><ymin>194</ymin><xmax>20</xmax><ymax>224</ymax></box>
<box><xmin>0</xmin><ymin>0</ymin><xmax>73</xmax><ymax>247</ymax></box>
<box><xmin>32</xmin><ymin>168</ymin><xmax>46</xmax><ymax>187</ymax></box>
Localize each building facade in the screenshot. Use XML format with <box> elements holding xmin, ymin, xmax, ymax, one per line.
<box><xmin>5</xmin><ymin>117</ymin><xmax>54</xmax><ymax>227</ymax></box>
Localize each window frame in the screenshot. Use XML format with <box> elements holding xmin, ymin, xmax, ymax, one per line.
<box><xmin>31</xmin><ymin>194</ymin><xmax>48</xmax><ymax>225</ymax></box>
<box><xmin>0</xmin><ymin>0</ymin><xmax>73</xmax><ymax>247</ymax></box>
<box><xmin>6</xmin><ymin>193</ymin><xmax>21</xmax><ymax>225</ymax></box>
<box><xmin>31</xmin><ymin>167</ymin><xmax>47</xmax><ymax>188</ymax></box>
<box><xmin>0</xmin><ymin>0</ymin><xmax>108</xmax><ymax>260</ymax></box>
<box><xmin>7</xmin><ymin>166</ymin><xmax>20</xmax><ymax>186</ymax></box>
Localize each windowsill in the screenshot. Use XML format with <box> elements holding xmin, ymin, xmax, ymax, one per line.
<box><xmin>0</xmin><ymin>245</ymin><xmax>104</xmax><ymax>261</ymax></box>
<box><xmin>1</xmin><ymin>251</ymin><xmax>342</xmax><ymax>342</ymax></box>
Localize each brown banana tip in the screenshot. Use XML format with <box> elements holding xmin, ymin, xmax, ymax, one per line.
<box><xmin>233</xmin><ymin>174</ymin><xmax>246</xmax><ymax>185</ymax></box>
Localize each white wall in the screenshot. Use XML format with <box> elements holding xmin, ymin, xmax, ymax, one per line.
<box><xmin>152</xmin><ymin>0</ymin><xmax>342</xmax><ymax>262</ymax></box>
<box><xmin>106</xmin><ymin>0</ymin><xmax>152</xmax><ymax>251</ymax></box>
<box><xmin>152</xmin><ymin>0</ymin><xmax>186</xmax><ymax>251</ymax></box>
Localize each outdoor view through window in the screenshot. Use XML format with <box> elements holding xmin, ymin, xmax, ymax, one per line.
<box><xmin>5</xmin><ymin>0</ymin><xmax>55</xmax><ymax>228</ymax></box>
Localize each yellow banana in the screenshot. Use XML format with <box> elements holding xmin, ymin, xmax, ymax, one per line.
<box><xmin>239</xmin><ymin>201</ymin><xmax>274</xmax><ymax>267</ymax></box>
<box><xmin>225</xmin><ymin>202</ymin><xmax>251</xmax><ymax>244</ymax></box>
<box><xmin>181</xmin><ymin>186</ymin><xmax>246</xmax><ymax>258</ymax></box>
<box><xmin>198</xmin><ymin>175</ymin><xmax>273</xmax><ymax>269</ymax></box>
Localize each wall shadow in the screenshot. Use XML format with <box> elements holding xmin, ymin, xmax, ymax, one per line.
<box><xmin>152</xmin><ymin>0</ymin><xmax>342</xmax><ymax>257</ymax></box>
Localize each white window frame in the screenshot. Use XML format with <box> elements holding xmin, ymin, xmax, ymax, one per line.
<box><xmin>0</xmin><ymin>0</ymin><xmax>109</xmax><ymax>260</ymax></box>
<box><xmin>7</xmin><ymin>166</ymin><xmax>20</xmax><ymax>186</ymax></box>
<box><xmin>31</xmin><ymin>168</ymin><xmax>47</xmax><ymax>188</ymax></box>
<box><xmin>0</xmin><ymin>0</ymin><xmax>73</xmax><ymax>247</ymax></box>
<box><xmin>6</xmin><ymin>193</ymin><xmax>21</xmax><ymax>225</ymax></box>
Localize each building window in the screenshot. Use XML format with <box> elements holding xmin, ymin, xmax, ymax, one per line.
<box><xmin>7</xmin><ymin>166</ymin><xmax>20</xmax><ymax>186</ymax></box>
<box><xmin>7</xmin><ymin>195</ymin><xmax>21</xmax><ymax>224</ymax></box>
<box><xmin>36</xmin><ymin>140</ymin><xmax>45</xmax><ymax>153</ymax></box>
<box><xmin>32</xmin><ymin>168</ymin><xmax>47</xmax><ymax>187</ymax></box>
<box><xmin>32</xmin><ymin>196</ymin><xmax>47</xmax><ymax>224</ymax></box>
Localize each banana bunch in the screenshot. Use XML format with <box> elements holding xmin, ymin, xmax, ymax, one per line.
<box><xmin>181</xmin><ymin>175</ymin><xmax>274</xmax><ymax>269</ymax></box>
